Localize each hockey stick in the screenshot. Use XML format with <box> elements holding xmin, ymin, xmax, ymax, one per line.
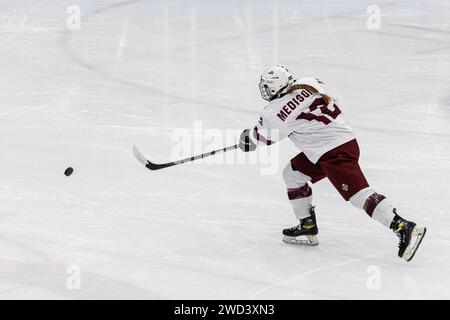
<box><xmin>132</xmin><ymin>144</ymin><xmax>239</xmax><ymax>171</ymax></box>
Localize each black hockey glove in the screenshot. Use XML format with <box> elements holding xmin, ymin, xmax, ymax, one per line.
<box><xmin>239</xmin><ymin>129</ymin><xmax>257</xmax><ymax>152</ymax></box>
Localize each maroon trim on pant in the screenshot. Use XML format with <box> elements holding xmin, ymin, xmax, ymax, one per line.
<box><xmin>363</xmin><ymin>193</ymin><xmax>386</xmax><ymax>216</ymax></box>
<box><xmin>287</xmin><ymin>184</ymin><xmax>312</xmax><ymax>200</ymax></box>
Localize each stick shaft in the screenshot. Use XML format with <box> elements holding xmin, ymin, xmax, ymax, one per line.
<box><xmin>173</xmin><ymin>144</ymin><xmax>239</xmax><ymax>165</ymax></box>
<box><xmin>133</xmin><ymin>144</ymin><xmax>240</xmax><ymax>171</ymax></box>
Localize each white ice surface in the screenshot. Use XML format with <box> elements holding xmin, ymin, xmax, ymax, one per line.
<box><xmin>0</xmin><ymin>0</ymin><xmax>449</xmax><ymax>299</ymax></box>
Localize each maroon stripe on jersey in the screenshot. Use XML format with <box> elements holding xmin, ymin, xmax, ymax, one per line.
<box><xmin>253</xmin><ymin>127</ymin><xmax>274</xmax><ymax>145</ymax></box>
<box><xmin>363</xmin><ymin>193</ymin><xmax>386</xmax><ymax>216</ymax></box>
<box><xmin>287</xmin><ymin>184</ymin><xmax>312</xmax><ymax>200</ymax></box>
<box><xmin>308</xmin><ymin>97</ymin><xmax>327</xmax><ymax>111</ymax></box>
<box><xmin>296</xmin><ymin>112</ymin><xmax>331</xmax><ymax>124</ymax></box>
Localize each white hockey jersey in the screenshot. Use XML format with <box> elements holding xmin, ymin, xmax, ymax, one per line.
<box><xmin>252</xmin><ymin>77</ymin><xmax>355</xmax><ymax>163</ymax></box>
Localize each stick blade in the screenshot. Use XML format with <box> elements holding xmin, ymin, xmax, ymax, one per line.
<box><xmin>132</xmin><ymin>145</ymin><xmax>149</xmax><ymax>167</ymax></box>
<box><xmin>132</xmin><ymin>145</ymin><xmax>174</xmax><ymax>171</ymax></box>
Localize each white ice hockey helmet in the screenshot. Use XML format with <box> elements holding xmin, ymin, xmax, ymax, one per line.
<box><xmin>259</xmin><ymin>65</ymin><xmax>297</xmax><ymax>101</ymax></box>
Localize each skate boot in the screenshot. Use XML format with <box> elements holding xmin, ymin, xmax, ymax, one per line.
<box><xmin>282</xmin><ymin>207</ymin><xmax>319</xmax><ymax>246</ymax></box>
<box><xmin>391</xmin><ymin>210</ymin><xmax>426</xmax><ymax>262</ymax></box>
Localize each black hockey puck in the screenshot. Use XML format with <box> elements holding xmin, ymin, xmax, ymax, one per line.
<box><xmin>64</xmin><ymin>167</ymin><xmax>74</xmax><ymax>176</ymax></box>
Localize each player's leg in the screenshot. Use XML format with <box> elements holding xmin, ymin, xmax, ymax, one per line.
<box><xmin>281</xmin><ymin>153</ymin><xmax>326</xmax><ymax>245</ymax></box>
<box><xmin>319</xmin><ymin>139</ymin><xmax>426</xmax><ymax>261</ymax></box>
<box><xmin>315</xmin><ymin>140</ymin><xmax>395</xmax><ymax>229</ymax></box>
<box><xmin>349</xmin><ymin>187</ymin><xmax>426</xmax><ymax>261</ymax></box>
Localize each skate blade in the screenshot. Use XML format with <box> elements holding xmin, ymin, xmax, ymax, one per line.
<box><xmin>283</xmin><ymin>235</ymin><xmax>319</xmax><ymax>246</ymax></box>
<box><xmin>402</xmin><ymin>226</ymin><xmax>426</xmax><ymax>262</ymax></box>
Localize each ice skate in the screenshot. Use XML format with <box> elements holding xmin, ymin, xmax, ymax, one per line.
<box><xmin>282</xmin><ymin>207</ymin><xmax>319</xmax><ymax>246</ymax></box>
<box><xmin>391</xmin><ymin>213</ymin><xmax>427</xmax><ymax>262</ymax></box>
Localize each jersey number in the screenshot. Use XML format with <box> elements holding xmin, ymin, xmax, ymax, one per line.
<box><xmin>296</xmin><ymin>98</ymin><xmax>341</xmax><ymax>125</ymax></box>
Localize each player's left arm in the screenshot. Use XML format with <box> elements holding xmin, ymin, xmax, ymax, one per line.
<box><xmin>239</xmin><ymin>114</ymin><xmax>286</xmax><ymax>152</ymax></box>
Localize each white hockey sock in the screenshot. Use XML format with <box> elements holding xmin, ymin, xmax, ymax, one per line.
<box><xmin>350</xmin><ymin>187</ymin><xmax>395</xmax><ymax>228</ymax></box>
<box><xmin>372</xmin><ymin>199</ymin><xmax>396</xmax><ymax>228</ymax></box>
<box><xmin>283</xmin><ymin>163</ymin><xmax>313</xmax><ymax>221</ymax></box>
<box><xmin>288</xmin><ymin>187</ymin><xmax>313</xmax><ymax>220</ymax></box>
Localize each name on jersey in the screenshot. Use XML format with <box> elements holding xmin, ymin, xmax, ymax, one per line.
<box><xmin>277</xmin><ymin>89</ymin><xmax>314</xmax><ymax>122</ymax></box>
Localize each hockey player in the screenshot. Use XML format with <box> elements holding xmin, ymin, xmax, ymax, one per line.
<box><xmin>239</xmin><ymin>65</ymin><xmax>426</xmax><ymax>262</ymax></box>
